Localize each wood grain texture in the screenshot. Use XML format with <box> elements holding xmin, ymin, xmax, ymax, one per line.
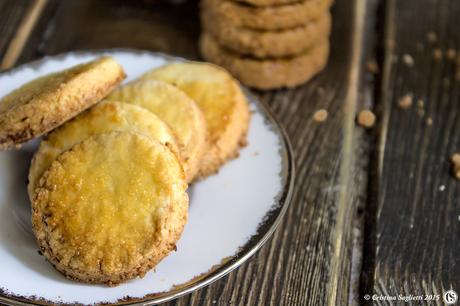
<box><xmin>0</xmin><ymin>0</ymin><xmax>47</xmax><ymax>70</ymax></box>
<box><xmin>0</xmin><ymin>0</ymin><xmax>31</xmax><ymax>62</ymax></box>
<box><xmin>362</xmin><ymin>0</ymin><xmax>460</xmax><ymax>303</ymax></box>
<box><xmin>32</xmin><ymin>0</ymin><xmax>201</xmax><ymax>61</ymax></box>
<box><xmin>0</xmin><ymin>0</ymin><xmax>374</xmax><ymax>305</ymax></box>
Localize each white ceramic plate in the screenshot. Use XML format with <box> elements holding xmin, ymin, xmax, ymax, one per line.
<box><xmin>0</xmin><ymin>50</ymin><xmax>294</xmax><ymax>305</ymax></box>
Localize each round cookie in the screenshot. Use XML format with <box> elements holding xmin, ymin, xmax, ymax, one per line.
<box><xmin>32</xmin><ymin>132</ymin><xmax>188</xmax><ymax>285</ymax></box>
<box><xmin>200</xmin><ymin>33</ymin><xmax>330</xmax><ymax>89</ymax></box>
<box><xmin>201</xmin><ymin>11</ymin><xmax>331</xmax><ymax>58</ymax></box>
<box><xmin>106</xmin><ymin>80</ymin><xmax>207</xmax><ymax>182</ymax></box>
<box><xmin>28</xmin><ymin>101</ymin><xmax>180</xmax><ymax>199</ymax></box>
<box><xmin>0</xmin><ymin>56</ymin><xmax>125</xmax><ymax>150</ymax></box>
<box><xmin>235</xmin><ymin>0</ymin><xmax>300</xmax><ymax>6</ymax></box>
<box><xmin>140</xmin><ymin>62</ymin><xmax>250</xmax><ymax>177</ymax></box>
<box><xmin>202</xmin><ymin>0</ymin><xmax>333</xmax><ymax>31</ymax></box>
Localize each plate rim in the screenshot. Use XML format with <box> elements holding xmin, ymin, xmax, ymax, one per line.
<box><xmin>0</xmin><ymin>49</ymin><xmax>295</xmax><ymax>306</ymax></box>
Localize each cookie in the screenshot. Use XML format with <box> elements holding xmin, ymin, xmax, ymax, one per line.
<box><xmin>32</xmin><ymin>132</ymin><xmax>188</xmax><ymax>285</ymax></box>
<box><xmin>106</xmin><ymin>80</ymin><xmax>207</xmax><ymax>182</ymax></box>
<box><xmin>200</xmin><ymin>33</ymin><xmax>329</xmax><ymax>89</ymax></box>
<box><xmin>202</xmin><ymin>0</ymin><xmax>333</xmax><ymax>31</ymax></box>
<box><xmin>0</xmin><ymin>56</ymin><xmax>125</xmax><ymax>150</ymax></box>
<box><xmin>28</xmin><ymin>101</ymin><xmax>180</xmax><ymax>199</ymax></box>
<box><xmin>201</xmin><ymin>11</ymin><xmax>331</xmax><ymax>58</ymax></box>
<box><xmin>140</xmin><ymin>62</ymin><xmax>250</xmax><ymax>177</ymax></box>
<box><xmin>235</xmin><ymin>0</ymin><xmax>300</xmax><ymax>6</ymax></box>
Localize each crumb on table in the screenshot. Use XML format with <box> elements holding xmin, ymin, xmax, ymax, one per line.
<box><xmin>427</xmin><ymin>31</ymin><xmax>437</xmax><ymax>43</ymax></box>
<box><xmin>433</xmin><ymin>48</ymin><xmax>443</xmax><ymax>60</ymax></box>
<box><xmin>446</xmin><ymin>48</ymin><xmax>457</xmax><ymax>60</ymax></box>
<box><xmin>417</xmin><ymin>99</ymin><xmax>425</xmax><ymax>109</ymax></box>
<box><xmin>398</xmin><ymin>94</ymin><xmax>413</xmax><ymax>109</ymax></box>
<box><xmin>357</xmin><ymin>110</ymin><xmax>376</xmax><ymax>129</ymax></box>
<box><xmin>426</xmin><ymin>117</ymin><xmax>433</xmax><ymax>126</ymax></box>
<box><xmin>313</xmin><ymin>109</ymin><xmax>328</xmax><ymax>122</ymax></box>
<box><xmin>366</xmin><ymin>60</ymin><xmax>379</xmax><ymax>74</ymax></box>
<box><xmin>402</xmin><ymin>54</ymin><xmax>414</xmax><ymax>67</ymax></box>
<box><xmin>451</xmin><ymin>153</ymin><xmax>460</xmax><ymax>180</ymax></box>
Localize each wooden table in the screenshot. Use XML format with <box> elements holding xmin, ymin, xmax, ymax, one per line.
<box><xmin>0</xmin><ymin>0</ymin><xmax>458</xmax><ymax>305</ymax></box>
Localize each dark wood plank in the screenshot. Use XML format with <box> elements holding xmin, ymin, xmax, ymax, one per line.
<box><xmin>362</xmin><ymin>0</ymin><xmax>460</xmax><ymax>303</ymax></box>
<box><xmin>0</xmin><ymin>0</ymin><xmax>31</xmax><ymax>60</ymax></box>
<box><xmin>27</xmin><ymin>0</ymin><xmax>202</xmax><ymax>61</ymax></box>
<box><xmin>1</xmin><ymin>0</ymin><xmax>375</xmax><ymax>305</ymax></box>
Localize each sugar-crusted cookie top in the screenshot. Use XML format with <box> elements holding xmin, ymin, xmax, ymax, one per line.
<box><xmin>141</xmin><ymin>62</ymin><xmax>240</xmax><ymax>143</ymax></box>
<box><xmin>33</xmin><ymin>132</ymin><xmax>187</xmax><ymax>276</ymax></box>
<box><xmin>107</xmin><ymin>80</ymin><xmax>207</xmax><ymax>182</ymax></box>
<box><xmin>29</xmin><ymin>101</ymin><xmax>179</xmax><ymax>197</ymax></box>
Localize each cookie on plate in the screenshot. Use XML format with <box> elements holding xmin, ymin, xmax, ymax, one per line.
<box><xmin>202</xmin><ymin>0</ymin><xmax>333</xmax><ymax>31</ymax></box>
<box><xmin>0</xmin><ymin>56</ymin><xmax>125</xmax><ymax>150</ymax></box>
<box><xmin>200</xmin><ymin>33</ymin><xmax>330</xmax><ymax>89</ymax></box>
<box><xmin>32</xmin><ymin>132</ymin><xmax>188</xmax><ymax>286</ymax></box>
<box><xmin>140</xmin><ymin>62</ymin><xmax>250</xmax><ymax>177</ymax></box>
<box><xmin>28</xmin><ymin>101</ymin><xmax>180</xmax><ymax>199</ymax></box>
<box><xmin>201</xmin><ymin>11</ymin><xmax>331</xmax><ymax>58</ymax></box>
<box><xmin>106</xmin><ymin>80</ymin><xmax>207</xmax><ymax>182</ymax></box>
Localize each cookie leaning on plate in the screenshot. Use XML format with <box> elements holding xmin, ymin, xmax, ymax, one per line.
<box><xmin>28</xmin><ymin>101</ymin><xmax>180</xmax><ymax>199</ymax></box>
<box><xmin>200</xmin><ymin>33</ymin><xmax>330</xmax><ymax>89</ymax></box>
<box><xmin>32</xmin><ymin>132</ymin><xmax>188</xmax><ymax>285</ymax></box>
<box><xmin>201</xmin><ymin>11</ymin><xmax>331</xmax><ymax>58</ymax></box>
<box><xmin>140</xmin><ymin>62</ymin><xmax>250</xmax><ymax>177</ymax></box>
<box><xmin>106</xmin><ymin>80</ymin><xmax>207</xmax><ymax>182</ymax></box>
<box><xmin>202</xmin><ymin>0</ymin><xmax>333</xmax><ymax>31</ymax></box>
<box><xmin>0</xmin><ymin>56</ymin><xmax>125</xmax><ymax>150</ymax></box>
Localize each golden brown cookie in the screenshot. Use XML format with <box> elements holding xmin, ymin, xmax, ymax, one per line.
<box><xmin>202</xmin><ymin>0</ymin><xmax>333</xmax><ymax>31</ymax></box>
<box><xmin>200</xmin><ymin>33</ymin><xmax>329</xmax><ymax>89</ymax></box>
<box><xmin>106</xmin><ymin>80</ymin><xmax>207</xmax><ymax>182</ymax></box>
<box><xmin>0</xmin><ymin>57</ymin><xmax>125</xmax><ymax>150</ymax></box>
<box><xmin>32</xmin><ymin>132</ymin><xmax>188</xmax><ymax>285</ymax></box>
<box><xmin>235</xmin><ymin>0</ymin><xmax>299</xmax><ymax>6</ymax></box>
<box><xmin>139</xmin><ymin>62</ymin><xmax>251</xmax><ymax>177</ymax></box>
<box><xmin>201</xmin><ymin>10</ymin><xmax>331</xmax><ymax>58</ymax></box>
<box><xmin>28</xmin><ymin>101</ymin><xmax>180</xmax><ymax>199</ymax></box>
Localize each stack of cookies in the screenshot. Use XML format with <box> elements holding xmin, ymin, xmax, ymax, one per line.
<box><xmin>199</xmin><ymin>0</ymin><xmax>333</xmax><ymax>90</ymax></box>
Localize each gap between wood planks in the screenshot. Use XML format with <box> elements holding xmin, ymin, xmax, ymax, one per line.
<box><xmin>327</xmin><ymin>0</ymin><xmax>367</xmax><ymax>305</ymax></box>
<box><xmin>360</xmin><ymin>0</ymin><xmax>395</xmax><ymax>302</ymax></box>
<box><xmin>0</xmin><ymin>0</ymin><xmax>47</xmax><ymax>70</ymax></box>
